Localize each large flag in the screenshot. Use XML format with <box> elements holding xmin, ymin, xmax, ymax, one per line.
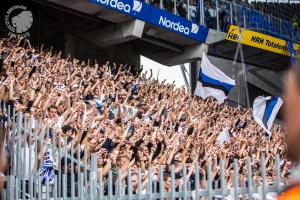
<box><xmin>195</xmin><ymin>53</ymin><xmax>235</xmax><ymax>104</ymax></box>
<box><xmin>252</xmin><ymin>96</ymin><xmax>283</xmax><ymax>136</ymax></box>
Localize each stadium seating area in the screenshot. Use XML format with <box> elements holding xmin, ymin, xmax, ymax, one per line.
<box><xmin>251</xmin><ymin>1</ymin><xmax>299</xmax><ymax>30</ymax></box>
<box><xmin>151</xmin><ymin>0</ymin><xmax>300</xmax><ymax>41</ymax></box>
<box><xmin>0</xmin><ymin>37</ymin><xmax>291</xmax><ymax>195</ymax></box>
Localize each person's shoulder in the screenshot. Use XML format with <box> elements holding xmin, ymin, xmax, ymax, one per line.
<box><xmin>278</xmin><ymin>182</ymin><xmax>300</xmax><ymax>200</ymax></box>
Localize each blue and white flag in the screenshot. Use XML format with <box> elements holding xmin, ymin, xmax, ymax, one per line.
<box><xmin>252</xmin><ymin>96</ymin><xmax>283</xmax><ymax>136</ymax></box>
<box><xmin>39</xmin><ymin>149</ymin><xmax>55</xmax><ymax>185</ymax></box>
<box><xmin>195</xmin><ymin>53</ymin><xmax>235</xmax><ymax>104</ymax></box>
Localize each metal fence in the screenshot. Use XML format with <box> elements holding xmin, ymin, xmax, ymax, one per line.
<box><xmin>204</xmin><ymin>0</ymin><xmax>300</xmax><ymax>42</ymax></box>
<box><xmin>142</xmin><ymin>0</ymin><xmax>300</xmax><ymax>43</ymax></box>
<box><xmin>0</xmin><ymin>103</ymin><xmax>292</xmax><ymax>200</ymax></box>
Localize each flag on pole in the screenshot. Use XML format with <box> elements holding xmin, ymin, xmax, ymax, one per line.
<box><xmin>39</xmin><ymin>149</ymin><xmax>55</xmax><ymax>185</ymax></box>
<box><xmin>195</xmin><ymin>53</ymin><xmax>235</xmax><ymax>104</ymax></box>
<box><xmin>252</xmin><ymin>96</ymin><xmax>283</xmax><ymax>136</ymax></box>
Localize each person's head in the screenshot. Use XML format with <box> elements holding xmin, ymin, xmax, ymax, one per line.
<box><xmin>47</xmin><ymin>105</ymin><xmax>58</xmax><ymax>119</ymax></box>
<box><xmin>164</xmin><ymin>172</ymin><xmax>171</xmax><ymax>192</ymax></box>
<box><xmin>131</xmin><ymin>172</ymin><xmax>139</xmax><ymax>190</ymax></box>
<box><xmin>285</xmin><ymin>63</ymin><xmax>300</xmax><ymax>161</ymax></box>
<box><xmin>116</xmin><ymin>155</ymin><xmax>127</xmax><ymax>168</ymax></box>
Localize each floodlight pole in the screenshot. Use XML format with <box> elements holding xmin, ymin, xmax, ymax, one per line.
<box><xmin>180</xmin><ymin>64</ymin><xmax>190</xmax><ymax>94</ymax></box>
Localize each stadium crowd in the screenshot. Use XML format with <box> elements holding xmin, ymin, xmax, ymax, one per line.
<box><xmin>0</xmin><ymin>37</ymin><xmax>291</xmax><ymax>194</ymax></box>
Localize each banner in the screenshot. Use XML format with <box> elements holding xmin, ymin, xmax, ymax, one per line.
<box><xmin>226</xmin><ymin>25</ymin><xmax>300</xmax><ymax>58</ymax></box>
<box><xmin>89</xmin><ymin>0</ymin><xmax>209</xmax><ymax>43</ymax></box>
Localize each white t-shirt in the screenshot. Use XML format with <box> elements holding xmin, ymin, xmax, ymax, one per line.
<box><xmin>54</xmin><ymin>115</ymin><xmax>65</xmax><ymax>129</ymax></box>
<box><xmin>14</xmin><ymin>143</ymin><xmax>36</xmax><ymax>180</ymax></box>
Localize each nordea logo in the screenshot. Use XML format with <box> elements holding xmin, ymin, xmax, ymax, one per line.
<box><xmin>96</xmin><ymin>0</ymin><xmax>142</xmax><ymax>13</ymax></box>
<box><xmin>97</xmin><ymin>0</ymin><xmax>130</xmax><ymax>13</ymax></box>
<box><xmin>132</xmin><ymin>0</ymin><xmax>142</xmax><ymax>12</ymax></box>
<box><xmin>159</xmin><ymin>16</ymin><xmax>198</xmax><ymax>36</ymax></box>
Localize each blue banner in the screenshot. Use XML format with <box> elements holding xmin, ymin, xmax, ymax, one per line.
<box><xmin>89</xmin><ymin>0</ymin><xmax>209</xmax><ymax>43</ymax></box>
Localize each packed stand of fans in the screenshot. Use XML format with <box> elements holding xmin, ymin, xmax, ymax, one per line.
<box><xmin>148</xmin><ymin>0</ymin><xmax>200</xmax><ymax>22</ymax></box>
<box><xmin>0</xmin><ymin>38</ymin><xmax>292</xmax><ymax>195</ymax></box>
<box><xmin>251</xmin><ymin>1</ymin><xmax>299</xmax><ymax>31</ymax></box>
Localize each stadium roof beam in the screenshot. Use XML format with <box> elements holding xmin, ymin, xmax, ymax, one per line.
<box><xmin>140</xmin><ymin>34</ymin><xmax>182</xmax><ymax>53</ymax></box>
<box><xmin>144</xmin><ymin>43</ymin><xmax>209</xmax><ymax>66</ymax></box>
<box><xmin>31</xmin><ymin>0</ymin><xmax>110</xmax><ymax>24</ymax></box>
<box><xmin>84</xmin><ymin>19</ymin><xmax>145</xmax><ymax>48</ymax></box>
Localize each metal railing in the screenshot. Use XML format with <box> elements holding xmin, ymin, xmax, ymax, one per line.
<box><xmin>0</xmin><ymin>102</ymin><xmax>292</xmax><ymax>200</ymax></box>
<box><xmin>142</xmin><ymin>0</ymin><xmax>300</xmax><ymax>43</ymax></box>
<box><xmin>204</xmin><ymin>0</ymin><xmax>300</xmax><ymax>42</ymax></box>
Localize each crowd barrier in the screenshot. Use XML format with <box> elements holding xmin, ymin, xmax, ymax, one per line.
<box><xmin>0</xmin><ymin>102</ymin><xmax>292</xmax><ymax>200</ymax></box>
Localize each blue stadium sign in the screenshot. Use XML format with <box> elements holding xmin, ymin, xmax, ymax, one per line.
<box><xmin>89</xmin><ymin>0</ymin><xmax>209</xmax><ymax>43</ymax></box>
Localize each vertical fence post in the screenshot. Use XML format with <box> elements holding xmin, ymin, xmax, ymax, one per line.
<box><xmin>159</xmin><ymin>166</ymin><xmax>164</xmax><ymax>200</ymax></box>
<box><xmin>77</xmin><ymin>144</ymin><xmax>81</xmax><ymax>198</ymax></box>
<box><xmin>261</xmin><ymin>155</ymin><xmax>266</xmax><ymax>200</ymax></box>
<box><xmin>233</xmin><ymin>159</ymin><xmax>239</xmax><ymax>200</ymax></box>
<box><xmin>108</xmin><ymin>171</ymin><xmax>113</xmax><ymax>199</ymax></box>
<box><xmin>137</xmin><ymin>168</ymin><xmax>142</xmax><ymax>200</ymax></box>
<box><xmin>159</xmin><ymin>166</ymin><xmax>165</xmax><ymax>199</ymax></box>
<box><xmin>200</xmin><ymin>0</ymin><xmax>203</xmax><ymax>26</ymax></box>
<box><xmin>80</xmin><ymin>173</ymin><xmax>84</xmax><ymax>200</ymax></box>
<box><xmin>16</xmin><ymin>177</ymin><xmax>20</xmax><ymax>200</ymax></box>
<box><xmin>275</xmin><ymin>154</ymin><xmax>281</xmax><ymax>193</ymax></box>
<box><xmin>147</xmin><ymin>167</ymin><xmax>153</xmax><ymax>200</ymax></box>
<box><xmin>127</xmin><ymin>169</ymin><xmax>132</xmax><ymax>200</ymax></box>
<box><xmin>16</xmin><ymin>112</ymin><xmax>23</xmax><ymax>178</ymax></box>
<box><xmin>170</xmin><ymin>165</ymin><xmax>175</xmax><ymax>200</ymax></box>
<box><xmin>84</xmin><ymin>148</ymin><xmax>88</xmax><ymax>187</ymax></box>
<box><xmin>243</xmin><ymin>6</ymin><xmax>246</xmax><ymax>28</ymax></box>
<box><xmin>194</xmin><ymin>162</ymin><xmax>200</xmax><ymax>200</ymax></box>
<box><xmin>53</xmin><ymin>175</ymin><xmax>57</xmax><ymax>200</ymax></box>
<box><xmin>98</xmin><ymin>170</ymin><xmax>103</xmax><ymax>200</ymax></box>
<box><xmin>29</xmin><ymin>116</ymin><xmax>33</xmax><ymax>200</ymax></box>
<box><xmin>216</xmin><ymin>0</ymin><xmax>220</xmax><ymax>31</ymax></box>
<box><xmin>117</xmin><ymin>170</ymin><xmax>122</xmax><ymax>198</ymax></box>
<box><xmin>10</xmin><ymin>108</ymin><xmax>16</xmax><ymax>175</ymax></box>
<box><xmin>8</xmin><ymin>176</ymin><xmax>15</xmax><ymax>200</ymax></box>
<box><xmin>173</xmin><ymin>0</ymin><xmax>177</xmax><ymax>15</ymax></box>
<box><xmin>187</xmin><ymin>0</ymin><xmax>190</xmax><ymax>20</ymax></box>
<box><xmin>71</xmin><ymin>142</ymin><xmax>75</xmax><ymax>198</ymax></box>
<box><xmin>38</xmin><ymin>172</ymin><xmax>42</xmax><ymax>200</ymax></box>
<box><xmin>90</xmin><ymin>153</ymin><xmax>97</xmax><ymax>200</ymax></box>
<box><xmin>57</xmin><ymin>132</ymin><xmax>62</xmax><ymax>198</ymax></box>
<box><xmin>247</xmin><ymin>158</ymin><xmax>253</xmax><ymax>200</ymax></box>
<box><xmin>230</xmin><ymin>2</ymin><xmax>233</xmax><ymax>24</ymax></box>
<box><xmin>207</xmin><ymin>160</ymin><xmax>212</xmax><ymax>200</ymax></box>
<box><xmin>220</xmin><ymin>160</ymin><xmax>226</xmax><ymax>199</ymax></box>
<box><xmin>46</xmin><ymin>176</ymin><xmax>49</xmax><ymax>200</ymax></box>
<box><xmin>62</xmin><ymin>174</ymin><xmax>66</xmax><ymax>199</ymax></box>
<box><xmin>22</xmin><ymin>115</ymin><xmax>27</xmax><ymax>200</ymax></box>
<box><xmin>183</xmin><ymin>164</ymin><xmax>187</xmax><ymax>200</ymax></box>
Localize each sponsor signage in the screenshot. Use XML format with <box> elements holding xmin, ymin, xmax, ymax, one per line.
<box><xmin>89</xmin><ymin>0</ymin><xmax>209</xmax><ymax>43</ymax></box>
<box><xmin>226</xmin><ymin>25</ymin><xmax>300</xmax><ymax>58</ymax></box>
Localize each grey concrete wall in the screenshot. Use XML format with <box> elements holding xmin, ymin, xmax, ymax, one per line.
<box><xmin>64</xmin><ymin>33</ymin><xmax>140</xmax><ymax>66</ymax></box>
